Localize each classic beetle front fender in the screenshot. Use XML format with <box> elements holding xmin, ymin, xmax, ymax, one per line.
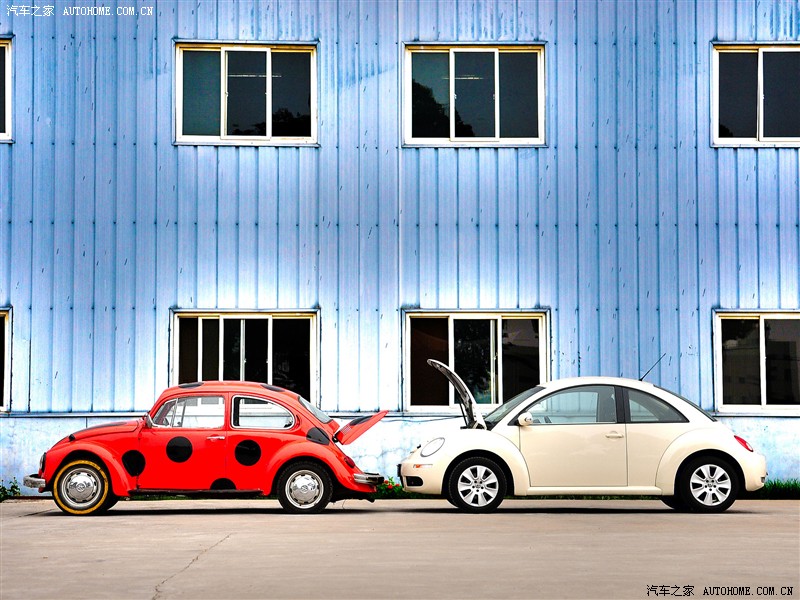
<box><xmin>46</xmin><ymin>442</ymin><xmax>136</xmax><ymax>498</ymax></box>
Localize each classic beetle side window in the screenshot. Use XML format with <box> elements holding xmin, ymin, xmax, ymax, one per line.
<box><xmin>232</xmin><ymin>397</ymin><xmax>294</xmax><ymax>429</ymax></box>
<box><xmin>153</xmin><ymin>396</ymin><xmax>225</xmax><ymax>428</ymax></box>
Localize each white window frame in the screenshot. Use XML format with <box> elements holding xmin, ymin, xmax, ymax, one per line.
<box><xmin>0</xmin><ymin>39</ymin><xmax>11</xmax><ymax>142</ymax></box>
<box><xmin>175</xmin><ymin>42</ymin><xmax>318</xmax><ymax>146</ymax></box>
<box><xmin>403</xmin><ymin>44</ymin><xmax>546</xmax><ymax>147</ymax></box>
<box><xmin>1</xmin><ymin>309</ymin><xmax>9</xmax><ymax>410</ymax></box>
<box><xmin>712</xmin><ymin>44</ymin><xmax>800</xmax><ymax>147</ymax></box>
<box><xmin>713</xmin><ymin>311</ymin><xmax>800</xmax><ymax>415</ymax></box>
<box><xmin>403</xmin><ymin>310</ymin><xmax>550</xmax><ymax>412</ymax></box>
<box><xmin>171</xmin><ymin>311</ymin><xmax>319</xmax><ymax>403</ymax></box>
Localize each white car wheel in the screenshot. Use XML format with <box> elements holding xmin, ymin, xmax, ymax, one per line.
<box><xmin>447</xmin><ymin>457</ymin><xmax>507</xmax><ymax>513</ymax></box>
<box><xmin>680</xmin><ymin>456</ymin><xmax>740</xmax><ymax>513</ymax></box>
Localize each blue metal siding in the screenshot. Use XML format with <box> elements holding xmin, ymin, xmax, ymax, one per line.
<box><xmin>0</xmin><ymin>0</ymin><xmax>797</xmax><ymax>433</ymax></box>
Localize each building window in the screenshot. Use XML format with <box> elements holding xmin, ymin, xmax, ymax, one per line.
<box><xmin>176</xmin><ymin>44</ymin><xmax>316</xmax><ymax>144</ymax></box>
<box><xmin>713</xmin><ymin>45</ymin><xmax>800</xmax><ymax>146</ymax></box>
<box><xmin>173</xmin><ymin>312</ymin><xmax>317</xmax><ymax>401</ymax></box>
<box><xmin>715</xmin><ymin>312</ymin><xmax>800</xmax><ymax>411</ymax></box>
<box><xmin>405</xmin><ymin>312</ymin><xmax>548</xmax><ymax>408</ymax></box>
<box><xmin>1</xmin><ymin>39</ymin><xmax>10</xmax><ymax>141</ymax></box>
<box><xmin>1</xmin><ymin>310</ymin><xmax>8</xmax><ymax>409</ymax></box>
<box><xmin>404</xmin><ymin>45</ymin><xmax>545</xmax><ymax>146</ymax></box>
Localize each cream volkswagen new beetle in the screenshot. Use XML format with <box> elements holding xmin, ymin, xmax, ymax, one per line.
<box><xmin>398</xmin><ymin>360</ymin><xmax>767</xmax><ymax>513</ymax></box>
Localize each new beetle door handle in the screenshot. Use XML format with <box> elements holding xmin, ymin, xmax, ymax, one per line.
<box><xmin>605</xmin><ymin>432</ymin><xmax>624</xmax><ymax>439</ymax></box>
<box><xmin>206</xmin><ymin>435</ymin><xmax>226</xmax><ymax>441</ymax></box>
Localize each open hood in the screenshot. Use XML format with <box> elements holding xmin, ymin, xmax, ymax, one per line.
<box><xmin>427</xmin><ymin>359</ymin><xmax>486</xmax><ymax>429</ymax></box>
<box><xmin>333</xmin><ymin>410</ymin><xmax>389</xmax><ymax>445</ymax></box>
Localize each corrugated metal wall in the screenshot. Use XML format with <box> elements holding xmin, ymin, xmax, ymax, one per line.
<box><xmin>1</xmin><ymin>0</ymin><xmax>798</xmax><ymax>417</ymax></box>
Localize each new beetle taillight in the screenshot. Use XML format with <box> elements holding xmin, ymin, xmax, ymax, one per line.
<box><xmin>735</xmin><ymin>435</ymin><xmax>754</xmax><ymax>452</ymax></box>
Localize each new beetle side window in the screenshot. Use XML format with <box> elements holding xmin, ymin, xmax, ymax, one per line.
<box><xmin>233</xmin><ymin>397</ymin><xmax>294</xmax><ymax>429</ymax></box>
<box><xmin>526</xmin><ymin>386</ymin><xmax>617</xmax><ymax>425</ymax></box>
<box><xmin>626</xmin><ymin>390</ymin><xmax>686</xmax><ymax>423</ymax></box>
<box><xmin>154</xmin><ymin>396</ymin><xmax>225</xmax><ymax>428</ymax></box>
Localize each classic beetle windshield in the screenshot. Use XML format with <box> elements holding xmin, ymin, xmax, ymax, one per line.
<box><xmin>484</xmin><ymin>386</ymin><xmax>544</xmax><ymax>429</ymax></box>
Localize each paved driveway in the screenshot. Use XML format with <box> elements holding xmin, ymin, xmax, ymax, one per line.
<box><xmin>2</xmin><ymin>498</ymin><xmax>798</xmax><ymax>599</ymax></box>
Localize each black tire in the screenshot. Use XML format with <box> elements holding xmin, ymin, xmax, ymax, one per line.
<box><xmin>52</xmin><ymin>459</ymin><xmax>114</xmax><ymax>516</ymax></box>
<box><xmin>678</xmin><ymin>456</ymin><xmax>740</xmax><ymax>513</ymax></box>
<box><xmin>277</xmin><ymin>462</ymin><xmax>333</xmax><ymax>514</ymax></box>
<box><xmin>447</xmin><ymin>457</ymin><xmax>507</xmax><ymax>513</ymax></box>
<box><xmin>660</xmin><ymin>495</ymin><xmax>688</xmax><ymax>511</ymax></box>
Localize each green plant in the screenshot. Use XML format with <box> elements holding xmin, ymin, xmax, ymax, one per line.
<box><xmin>747</xmin><ymin>478</ymin><xmax>800</xmax><ymax>500</ymax></box>
<box><xmin>0</xmin><ymin>478</ymin><xmax>21</xmax><ymax>501</ymax></box>
<box><xmin>373</xmin><ymin>477</ymin><xmax>425</xmax><ymax>499</ymax></box>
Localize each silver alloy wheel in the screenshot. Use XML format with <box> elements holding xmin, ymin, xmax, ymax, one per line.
<box><xmin>688</xmin><ymin>463</ymin><xmax>732</xmax><ymax>507</ymax></box>
<box><xmin>285</xmin><ymin>469</ymin><xmax>323</xmax><ymax>509</ymax></box>
<box><xmin>59</xmin><ymin>467</ymin><xmax>102</xmax><ymax>509</ymax></box>
<box><xmin>456</xmin><ymin>464</ymin><xmax>500</xmax><ymax>508</ymax></box>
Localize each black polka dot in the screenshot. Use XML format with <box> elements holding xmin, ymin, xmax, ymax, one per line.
<box><xmin>122</xmin><ymin>450</ymin><xmax>146</xmax><ymax>476</ymax></box>
<box><xmin>234</xmin><ymin>440</ymin><xmax>261</xmax><ymax>466</ymax></box>
<box><xmin>211</xmin><ymin>478</ymin><xmax>236</xmax><ymax>491</ymax></box>
<box><xmin>166</xmin><ymin>436</ymin><xmax>193</xmax><ymax>463</ymax></box>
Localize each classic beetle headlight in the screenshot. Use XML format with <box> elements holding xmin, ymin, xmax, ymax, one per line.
<box><xmin>420</xmin><ymin>437</ymin><xmax>445</xmax><ymax>457</ymax></box>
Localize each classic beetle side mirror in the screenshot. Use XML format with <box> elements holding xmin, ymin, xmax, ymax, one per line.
<box><xmin>144</xmin><ymin>413</ymin><xmax>154</xmax><ymax>428</ymax></box>
<box><xmin>517</xmin><ymin>413</ymin><xmax>536</xmax><ymax>427</ymax></box>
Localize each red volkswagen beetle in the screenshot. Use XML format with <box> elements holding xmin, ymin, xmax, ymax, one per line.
<box><xmin>24</xmin><ymin>381</ymin><xmax>386</xmax><ymax>515</ymax></box>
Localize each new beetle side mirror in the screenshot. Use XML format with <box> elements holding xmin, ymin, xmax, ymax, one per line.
<box><xmin>517</xmin><ymin>413</ymin><xmax>536</xmax><ymax>427</ymax></box>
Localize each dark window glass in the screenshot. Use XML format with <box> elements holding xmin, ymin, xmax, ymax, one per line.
<box><xmin>410</xmin><ymin>318</ymin><xmax>449</xmax><ymax>406</ymax></box>
<box><xmin>454</xmin><ymin>319</ymin><xmax>496</xmax><ymax>404</ymax></box>
<box><xmin>454</xmin><ymin>52</ymin><xmax>495</xmax><ymax>138</ymax></box>
<box><xmin>765</xmin><ymin>319</ymin><xmax>800</xmax><ymax>405</ymax></box>
<box><xmin>1</xmin><ymin>49</ymin><xmax>5</xmax><ymax>134</ymax></box>
<box><xmin>499</xmin><ymin>53</ymin><xmax>538</xmax><ymax>138</ymax></box>
<box><xmin>718</xmin><ymin>52</ymin><xmax>758</xmax><ymax>138</ymax></box>
<box><xmin>272</xmin><ymin>52</ymin><xmax>311</xmax><ymax>137</ymax></box>
<box><xmin>272</xmin><ymin>319</ymin><xmax>311</xmax><ymax>399</ymax></box>
<box><xmin>244</xmin><ymin>319</ymin><xmax>269</xmax><ymax>384</ymax></box>
<box><xmin>720</xmin><ymin>319</ymin><xmax>761</xmax><ymax>405</ymax></box>
<box><xmin>763</xmin><ymin>52</ymin><xmax>800</xmax><ymax>138</ymax></box>
<box><xmin>182</xmin><ymin>51</ymin><xmax>221</xmax><ymax>136</ymax></box>
<box><xmin>223</xmin><ymin>319</ymin><xmax>241</xmax><ymax>380</ymax></box>
<box><xmin>179</xmin><ymin>318</ymin><xmax>198</xmax><ymax>384</ymax></box>
<box><xmin>501</xmin><ymin>319</ymin><xmax>540</xmax><ymax>400</ymax></box>
<box><xmin>201</xmin><ymin>319</ymin><xmax>219</xmax><ymax>381</ymax></box>
<box><xmin>627</xmin><ymin>390</ymin><xmax>686</xmax><ymax>423</ymax></box>
<box><xmin>411</xmin><ymin>53</ymin><xmax>450</xmax><ymax>138</ymax></box>
<box><xmin>226</xmin><ymin>51</ymin><xmax>267</xmax><ymax>136</ymax></box>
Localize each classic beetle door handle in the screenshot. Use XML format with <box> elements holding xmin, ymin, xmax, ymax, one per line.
<box><xmin>206</xmin><ymin>435</ymin><xmax>226</xmax><ymax>441</ymax></box>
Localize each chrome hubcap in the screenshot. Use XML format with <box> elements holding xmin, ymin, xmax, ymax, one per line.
<box><xmin>63</xmin><ymin>470</ymin><xmax>101</xmax><ymax>506</ymax></box>
<box><xmin>689</xmin><ymin>464</ymin><xmax>732</xmax><ymax>506</ymax></box>
<box><xmin>287</xmin><ymin>471</ymin><xmax>322</xmax><ymax>508</ymax></box>
<box><xmin>457</xmin><ymin>465</ymin><xmax>499</xmax><ymax>507</ymax></box>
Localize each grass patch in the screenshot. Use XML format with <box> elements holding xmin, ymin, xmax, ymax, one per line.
<box><xmin>746</xmin><ymin>478</ymin><xmax>800</xmax><ymax>500</ymax></box>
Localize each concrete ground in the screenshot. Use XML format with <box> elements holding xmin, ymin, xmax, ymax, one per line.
<box><xmin>1</xmin><ymin>498</ymin><xmax>798</xmax><ymax>600</ymax></box>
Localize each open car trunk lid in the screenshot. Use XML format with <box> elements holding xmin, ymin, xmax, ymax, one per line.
<box><xmin>334</xmin><ymin>411</ymin><xmax>389</xmax><ymax>445</ymax></box>
<box><xmin>427</xmin><ymin>359</ymin><xmax>486</xmax><ymax>429</ymax></box>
